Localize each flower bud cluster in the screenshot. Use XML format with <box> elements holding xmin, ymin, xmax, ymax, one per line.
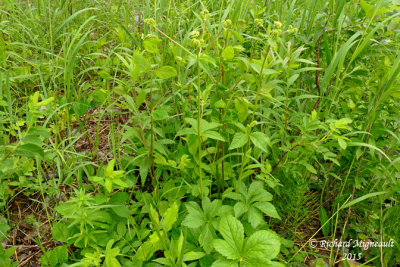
<box><xmin>144</xmin><ymin>18</ymin><xmax>156</xmax><ymax>27</ymax></box>
<box><xmin>223</xmin><ymin>19</ymin><xmax>232</xmax><ymax>29</ymax></box>
<box><xmin>190</xmin><ymin>30</ymin><xmax>204</xmax><ymax>48</ymax></box>
<box><xmin>200</xmin><ymin>9</ymin><xmax>210</xmax><ymax>20</ymax></box>
<box><xmin>254</xmin><ymin>18</ymin><xmax>263</xmax><ymax>27</ymax></box>
<box><xmin>287</xmin><ymin>25</ymin><xmax>298</xmax><ymax>34</ymax></box>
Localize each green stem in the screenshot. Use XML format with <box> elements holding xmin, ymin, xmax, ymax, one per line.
<box><xmin>237</xmin><ymin>46</ymin><xmax>270</xmax><ymax>191</ymax></box>
<box><xmin>197</xmin><ymin>52</ymin><xmax>203</xmax><ymax>200</ymax></box>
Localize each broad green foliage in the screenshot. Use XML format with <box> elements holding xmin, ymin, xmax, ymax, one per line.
<box><xmin>212</xmin><ymin>215</ymin><xmax>283</xmax><ymax>267</ymax></box>
<box><xmin>0</xmin><ymin>0</ymin><xmax>399</xmax><ymax>266</ymax></box>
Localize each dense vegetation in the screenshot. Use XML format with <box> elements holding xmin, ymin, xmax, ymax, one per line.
<box><xmin>0</xmin><ymin>0</ymin><xmax>399</xmax><ymax>266</ymax></box>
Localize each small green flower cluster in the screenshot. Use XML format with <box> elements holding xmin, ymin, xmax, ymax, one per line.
<box><xmin>190</xmin><ymin>30</ymin><xmax>204</xmax><ymax>48</ymax></box>
<box><xmin>144</xmin><ymin>18</ymin><xmax>156</xmax><ymax>27</ymax></box>
<box><xmin>223</xmin><ymin>19</ymin><xmax>232</xmax><ymax>29</ymax></box>
<box><xmin>200</xmin><ymin>9</ymin><xmax>210</xmax><ymax>21</ymax></box>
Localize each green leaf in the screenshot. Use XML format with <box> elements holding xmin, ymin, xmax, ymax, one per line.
<box><xmin>304</xmin><ymin>163</ymin><xmax>317</xmax><ymax>174</ymax></box>
<box><xmin>183</xmin><ymin>251</ymin><xmax>206</xmax><ymax>261</ymax></box>
<box><xmin>112</xmin><ymin>205</ymin><xmax>130</xmax><ymax>218</ymax></box>
<box><xmin>229</xmin><ymin>132</ymin><xmax>248</xmax><ymax>150</ymax></box>
<box><xmin>250</xmin><ymin>63</ymin><xmax>277</xmax><ymax>76</ymax></box>
<box><xmin>182</xmin><ymin>202</ymin><xmax>205</xmax><ymax>228</ymax></box>
<box><xmin>199</xmin><ymin>225</ymin><xmax>215</xmax><ymax>254</ymax></box>
<box><xmin>109</xmin><ymin>192</ymin><xmax>129</xmax><ymax>204</ymax></box>
<box><xmin>211</xmin><ymin>258</ymin><xmax>238</xmax><ymax>267</ymax></box>
<box><xmin>320</xmin><ymin>206</ymin><xmax>330</xmax><ymax>238</ymax></box>
<box><xmin>243</xmin><ymin>230</ymin><xmax>281</xmax><ymax>261</ymax></box>
<box><xmin>15</xmin><ymin>144</ymin><xmax>44</xmax><ymax>158</ymax></box>
<box><xmin>163</xmin><ymin>201</ymin><xmax>179</xmax><ymax>232</ymax></box>
<box><xmin>217</xmin><ymin>216</ymin><xmax>244</xmax><ymax>257</ymax></box>
<box><xmin>213</xmin><ymin>239</ymin><xmax>240</xmax><ymax>260</ymax></box>
<box><xmin>214</xmin><ymin>99</ymin><xmax>227</xmax><ymax>109</ymax></box>
<box><xmin>203</xmin><ymin>131</ymin><xmax>225</xmax><ymax>141</ymax></box>
<box><xmin>234</xmin><ymin>97</ymin><xmax>248</xmax><ymax>122</ymax></box>
<box><xmin>143</xmin><ymin>37</ymin><xmax>161</xmax><ymax>54</ymax></box>
<box><xmin>222</xmin><ymin>46</ymin><xmax>235</xmax><ymax>60</ymax></box>
<box><xmin>248</xmin><ymin>206</ymin><xmax>263</xmax><ymax>228</ymax></box>
<box><xmin>149</xmin><ymin>205</ymin><xmax>160</xmax><ymax>227</ymax></box>
<box><xmin>52</xmin><ymin>223</ymin><xmax>68</xmax><ymax>242</ymax></box>
<box><xmin>338</xmin><ymin>138</ymin><xmax>347</xmax><ymax>150</ymax></box>
<box><xmin>341</xmin><ymin>191</ymin><xmax>387</xmax><ymax>209</ymax></box>
<box><xmin>132</xmin><ymin>53</ymin><xmax>150</xmax><ymax>72</ymax></box>
<box><xmin>135</xmin><ymin>90</ymin><xmax>147</xmax><ymax>110</ymax></box>
<box><xmin>253</xmin><ymin>202</ymin><xmax>281</xmax><ymax>220</ymax></box>
<box><xmin>152</xmin><ymin>108</ymin><xmax>169</xmax><ymax>121</ymax></box>
<box><xmin>98</xmin><ymin>70</ymin><xmax>112</xmax><ymax>80</ymax></box>
<box><xmin>155</xmin><ymin>66</ymin><xmax>178</xmax><ymax>79</ymax></box>
<box><xmin>234</xmin><ymin>202</ymin><xmax>248</xmax><ymax>218</ymax></box>
<box><xmin>250</xmin><ymin>132</ymin><xmax>269</xmax><ymax>153</ymax></box>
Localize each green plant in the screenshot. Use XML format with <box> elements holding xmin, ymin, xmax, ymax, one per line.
<box><xmin>212</xmin><ymin>215</ymin><xmax>283</xmax><ymax>267</ymax></box>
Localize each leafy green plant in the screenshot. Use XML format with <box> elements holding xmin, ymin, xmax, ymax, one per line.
<box><xmin>212</xmin><ymin>215</ymin><xmax>283</xmax><ymax>266</ymax></box>
<box><xmin>224</xmin><ymin>182</ymin><xmax>281</xmax><ymax>228</ymax></box>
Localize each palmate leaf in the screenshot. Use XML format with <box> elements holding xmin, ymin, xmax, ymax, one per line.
<box><xmin>213</xmin><ymin>216</ymin><xmax>282</xmax><ymax>265</ymax></box>
<box><xmin>182</xmin><ymin>198</ymin><xmax>229</xmax><ymax>253</ymax></box>
<box><xmin>226</xmin><ymin>183</ymin><xmax>280</xmax><ymax>227</ymax></box>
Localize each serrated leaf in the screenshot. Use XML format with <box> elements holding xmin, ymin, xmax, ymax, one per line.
<box><xmin>253</xmin><ymin>202</ymin><xmax>281</xmax><ymax>219</ymax></box>
<box><xmin>243</xmin><ymin>230</ymin><xmax>280</xmax><ymax>260</ymax></box>
<box><xmin>222</xmin><ymin>46</ymin><xmax>235</xmax><ymax>60</ymax></box>
<box><xmin>214</xmin><ymin>99</ymin><xmax>227</xmax><ymax>108</ymax></box>
<box><xmin>155</xmin><ymin>66</ymin><xmax>177</xmax><ymax>79</ymax></box>
<box><xmin>213</xmin><ymin>239</ymin><xmax>239</xmax><ymax>260</ymax></box>
<box><xmin>199</xmin><ymin>225</ymin><xmax>215</xmax><ymax>254</ymax></box>
<box><xmin>211</xmin><ymin>258</ymin><xmax>238</xmax><ymax>267</ymax></box>
<box><xmin>182</xmin><ymin>202</ymin><xmax>204</xmax><ymax>228</ymax></box>
<box><xmin>218</xmin><ymin>216</ymin><xmax>244</xmax><ymax>256</ymax></box>
<box><xmin>183</xmin><ymin>251</ymin><xmax>206</xmax><ymax>261</ymax></box>
<box><xmin>248</xmin><ymin>206</ymin><xmax>263</xmax><ymax>228</ymax></box>
<box><xmin>234</xmin><ymin>202</ymin><xmax>248</xmax><ymax>218</ymax></box>
<box><xmin>250</xmin><ymin>132</ymin><xmax>269</xmax><ymax>153</ymax></box>
<box><xmin>229</xmin><ymin>132</ymin><xmax>248</xmax><ymax>150</ymax></box>
<box><xmin>163</xmin><ymin>202</ymin><xmax>179</xmax><ymax>232</ymax></box>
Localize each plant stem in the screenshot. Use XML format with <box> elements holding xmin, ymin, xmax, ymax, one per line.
<box><xmin>197</xmin><ymin>52</ymin><xmax>203</xmax><ymax>200</ymax></box>
<box><xmin>237</xmin><ymin>46</ymin><xmax>270</xmax><ymax>191</ymax></box>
